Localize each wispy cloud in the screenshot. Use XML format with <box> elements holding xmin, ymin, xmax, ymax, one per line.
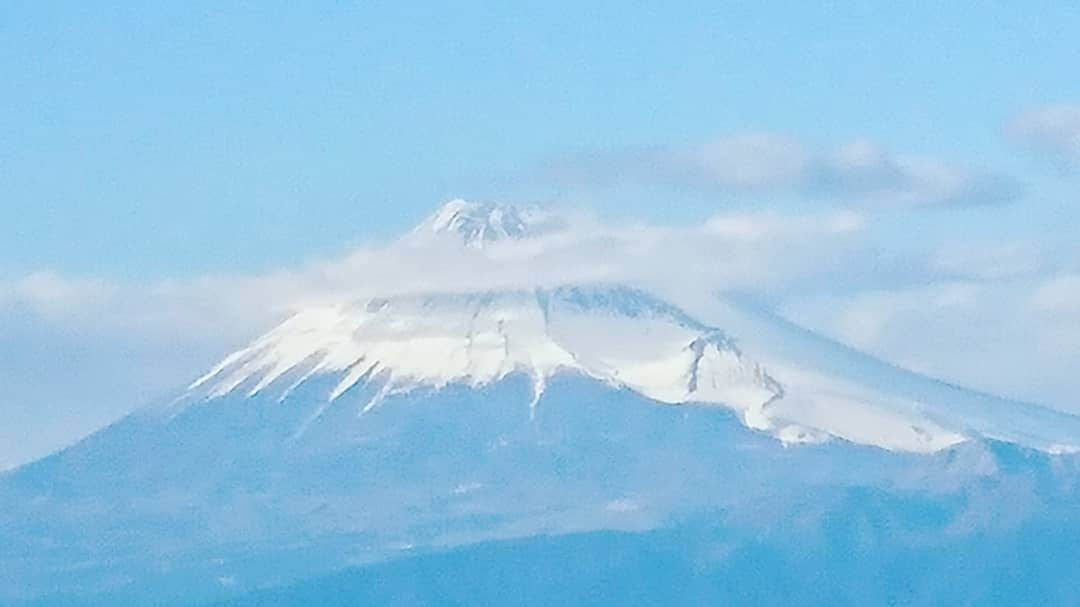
<box><xmin>1031</xmin><ymin>274</ymin><xmax>1080</xmax><ymax>314</ymax></box>
<box><xmin>1</xmin><ymin>206</ymin><xmax>871</xmax><ymax>337</ymax></box>
<box><xmin>783</xmin><ymin>273</ymin><xmax>1080</xmax><ymax>410</ymax></box>
<box><xmin>930</xmin><ymin>241</ymin><xmax>1046</xmax><ymax>281</ymax></box>
<box><xmin>2</xmin><ymin>272</ymin><xmax>118</xmax><ymax>317</ymax></box>
<box><xmin>1006</xmin><ymin>104</ymin><xmax>1080</xmax><ymax>171</ymax></box>
<box><xmin>541</xmin><ymin>134</ymin><xmax>1023</xmax><ymax>208</ymax></box>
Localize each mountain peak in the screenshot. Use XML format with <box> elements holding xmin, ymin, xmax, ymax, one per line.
<box><xmin>410</xmin><ymin>199</ymin><xmax>556</xmax><ymax>249</ymax></box>
<box><xmin>179</xmin><ymin>284</ymin><xmax>795</xmax><ymax>442</ymax></box>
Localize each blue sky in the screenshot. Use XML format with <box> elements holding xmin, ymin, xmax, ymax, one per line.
<box><xmin>4</xmin><ymin>2</ymin><xmax>1079</xmax><ymax>278</ymax></box>
<box><xmin>3</xmin><ymin>2</ymin><xmax>1080</xmax><ymax>468</ymax></box>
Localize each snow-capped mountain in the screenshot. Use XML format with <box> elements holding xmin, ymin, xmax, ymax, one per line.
<box><xmin>405</xmin><ymin>199</ymin><xmax>561</xmax><ymax>249</ymax></box>
<box><xmin>175</xmin><ymin>282</ymin><xmax>1080</xmax><ymax>454</ymax></box>
<box><xmin>5</xmin><ymin>199</ymin><xmax>1080</xmax><ymax>606</ymax></box>
<box><xmin>179</xmin><ymin>286</ymin><xmax>788</xmax><ymax>443</ymax></box>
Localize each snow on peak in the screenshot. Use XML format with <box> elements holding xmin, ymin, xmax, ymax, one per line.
<box><xmin>185</xmin><ymin>285</ymin><xmax>784</xmax><ymax>432</ymax></box>
<box><xmin>179</xmin><ymin>284</ymin><xmax>1080</xmax><ymax>455</ymax></box>
<box><xmin>409</xmin><ymin>199</ymin><xmax>560</xmax><ymax>249</ymax></box>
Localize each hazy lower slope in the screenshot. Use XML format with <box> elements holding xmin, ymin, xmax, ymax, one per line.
<box><xmin>213</xmin><ymin>514</ymin><xmax>1080</xmax><ymax>607</ymax></box>
<box><xmin>6</xmin><ymin>372</ymin><xmax>1080</xmax><ymax>606</ymax></box>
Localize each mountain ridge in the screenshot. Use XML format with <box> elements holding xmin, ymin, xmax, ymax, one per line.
<box><xmin>173</xmin><ymin>284</ymin><xmax>791</xmax><ymax>444</ymax></box>
<box><xmin>168</xmin><ymin>278</ymin><xmax>1080</xmax><ymax>454</ymax></box>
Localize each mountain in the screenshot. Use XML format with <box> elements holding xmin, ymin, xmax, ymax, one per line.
<box><xmin>3</xmin><ymin>201</ymin><xmax>1080</xmax><ymax>606</ymax></box>
<box><xmin>213</xmin><ymin>518</ymin><xmax>1080</xmax><ymax>607</ymax></box>
<box><xmin>178</xmin><ymin>286</ymin><xmax>784</xmax><ymax>442</ymax></box>
<box><xmin>176</xmin><ymin>284</ymin><xmax>1080</xmax><ymax>455</ymax></box>
<box><xmin>404</xmin><ymin>199</ymin><xmax>562</xmax><ymax>249</ymax></box>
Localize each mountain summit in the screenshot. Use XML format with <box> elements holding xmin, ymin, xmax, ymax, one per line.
<box><xmin>407</xmin><ymin>199</ymin><xmax>560</xmax><ymax>248</ymax></box>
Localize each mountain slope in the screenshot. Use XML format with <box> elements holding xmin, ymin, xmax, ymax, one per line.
<box><xmin>9</xmin><ymin>368</ymin><xmax>1080</xmax><ymax>607</ymax></box>
<box><xmin>213</xmin><ymin>516</ymin><xmax>1080</xmax><ymax>607</ymax></box>
<box><xmin>173</xmin><ymin>284</ymin><xmax>1080</xmax><ymax>454</ymax></box>
<box><xmin>176</xmin><ymin>286</ymin><xmax>789</xmax><ymax>443</ymax></box>
<box><xmin>694</xmin><ymin>294</ymin><xmax>1080</xmax><ymax>453</ymax></box>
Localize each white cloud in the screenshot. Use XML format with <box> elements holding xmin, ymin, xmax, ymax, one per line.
<box><xmin>1006</xmin><ymin>104</ymin><xmax>1080</xmax><ymax>171</ymax></box>
<box><xmin>2</xmin><ymin>272</ymin><xmax>117</xmax><ymax>317</ymax></box>
<box><xmin>784</xmin><ymin>278</ymin><xmax>1080</xmax><ymax>411</ymax></box>
<box><xmin>807</xmin><ymin>141</ymin><xmax>1021</xmax><ymax>207</ymax></box>
<box><xmin>930</xmin><ymin>241</ymin><xmax>1045</xmax><ymax>281</ymax></box>
<box><xmin>789</xmin><ymin>283</ymin><xmax>983</xmax><ymax>352</ymax></box>
<box><xmin>1031</xmin><ymin>274</ymin><xmax>1080</xmax><ymax>314</ymax></box>
<box><xmin>542</xmin><ymin>133</ymin><xmax>1022</xmax><ymax>208</ymax></box>
<box><xmin>690</xmin><ymin>134</ymin><xmax>809</xmax><ymax>188</ymax></box>
<box><xmin>3</xmin><ymin>205</ymin><xmax>869</xmax><ymax>333</ymax></box>
<box><xmin>703</xmin><ymin>209</ymin><xmax>865</xmax><ymax>240</ymax></box>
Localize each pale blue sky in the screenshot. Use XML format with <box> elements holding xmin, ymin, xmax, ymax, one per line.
<box><xmin>4</xmin><ymin>2</ymin><xmax>1079</xmax><ymax>279</ymax></box>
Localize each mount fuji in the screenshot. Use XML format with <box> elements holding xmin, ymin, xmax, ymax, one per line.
<box><xmin>3</xmin><ymin>200</ymin><xmax>1080</xmax><ymax>606</ymax></box>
